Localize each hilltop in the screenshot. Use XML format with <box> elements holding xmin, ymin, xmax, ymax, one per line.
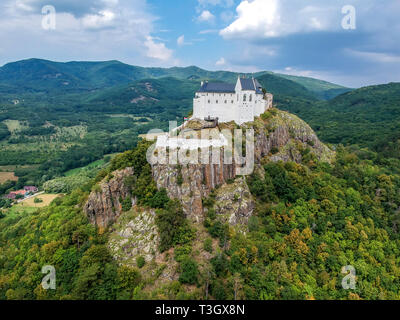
<box><xmin>2</xmin><ymin>103</ymin><xmax>400</xmax><ymax>300</ymax></box>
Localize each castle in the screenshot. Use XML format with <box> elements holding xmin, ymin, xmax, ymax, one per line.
<box><xmin>193</xmin><ymin>76</ymin><xmax>273</xmax><ymax>125</ymax></box>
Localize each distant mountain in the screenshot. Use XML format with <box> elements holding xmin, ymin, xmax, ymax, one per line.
<box><xmin>0</xmin><ymin>58</ymin><xmax>349</xmax><ymax>100</ymax></box>
<box><xmin>83</xmin><ymin>77</ymin><xmax>199</xmax><ymax>118</ymax></box>
<box><xmin>275</xmin><ymin>73</ymin><xmax>352</xmax><ymax>100</ymax></box>
<box><xmin>256</xmin><ymin>73</ymin><xmax>318</xmax><ymax>101</ymax></box>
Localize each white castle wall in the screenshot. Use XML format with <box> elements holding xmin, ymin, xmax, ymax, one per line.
<box><xmin>193</xmin><ymin>78</ymin><xmax>272</xmax><ymax>125</ymax></box>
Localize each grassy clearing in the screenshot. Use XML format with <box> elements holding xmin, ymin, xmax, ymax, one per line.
<box><xmin>18</xmin><ymin>194</ymin><xmax>60</xmax><ymax>208</ymax></box>
<box><xmin>108</xmin><ymin>114</ymin><xmax>152</xmax><ymax>122</ymax></box>
<box><xmin>2</xmin><ymin>120</ymin><xmax>27</xmax><ymax>133</ymax></box>
<box><xmin>64</xmin><ymin>153</ymin><xmax>117</xmax><ymax>177</ymax></box>
<box><xmin>2</xmin><ymin>205</ymin><xmax>38</xmax><ymax>220</ymax></box>
<box><xmin>0</xmin><ymin>172</ymin><xmax>18</xmax><ymax>183</ymax></box>
<box><xmin>0</xmin><ymin>165</ymin><xmax>38</xmax><ymax>172</ymax></box>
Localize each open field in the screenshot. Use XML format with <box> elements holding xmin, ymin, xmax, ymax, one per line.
<box><xmin>0</xmin><ymin>171</ymin><xmax>18</xmax><ymax>183</ymax></box>
<box><xmin>64</xmin><ymin>153</ymin><xmax>117</xmax><ymax>177</ymax></box>
<box><xmin>2</xmin><ymin>120</ymin><xmax>28</xmax><ymax>133</ymax></box>
<box><xmin>1</xmin><ymin>205</ymin><xmax>38</xmax><ymax>220</ymax></box>
<box><xmin>18</xmin><ymin>193</ymin><xmax>60</xmax><ymax>208</ymax></box>
<box><xmin>0</xmin><ymin>164</ymin><xmax>38</xmax><ymax>172</ymax></box>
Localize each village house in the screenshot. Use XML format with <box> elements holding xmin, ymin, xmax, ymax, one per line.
<box><xmin>4</xmin><ymin>186</ymin><xmax>38</xmax><ymax>200</ymax></box>
<box><xmin>24</xmin><ymin>186</ymin><xmax>38</xmax><ymax>193</ymax></box>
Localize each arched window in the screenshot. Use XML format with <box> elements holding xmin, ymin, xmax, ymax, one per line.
<box><xmin>249</xmin><ymin>94</ymin><xmax>252</xmax><ymax>102</ymax></box>
<box><xmin>243</xmin><ymin>94</ymin><xmax>247</xmax><ymax>102</ymax></box>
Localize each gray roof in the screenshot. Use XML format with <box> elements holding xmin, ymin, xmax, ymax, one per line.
<box><xmin>240</xmin><ymin>78</ymin><xmax>264</xmax><ymax>94</ymax></box>
<box><xmin>197</xmin><ymin>82</ymin><xmax>235</xmax><ymax>93</ymax></box>
<box><xmin>197</xmin><ymin>77</ymin><xmax>264</xmax><ymax>94</ymax></box>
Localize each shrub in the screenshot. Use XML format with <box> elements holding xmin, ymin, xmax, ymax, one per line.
<box><xmin>136</xmin><ymin>256</ymin><xmax>146</xmax><ymax>268</ymax></box>
<box><xmin>121</xmin><ymin>196</ymin><xmax>132</xmax><ymax>212</ymax></box>
<box><xmin>211</xmin><ymin>253</ymin><xmax>229</xmax><ymax>278</ymax></box>
<box><xmin>204</xmin><ymin>238</ymin><xmax>213</xmax><ymax>253</ymax></box>
<box><xmin>178</xmin><ymin>258</ymin><xmax>198</xmax><ymax>285</ymax></box>
<box><xmin>34</xmin><ymin>197</ymin><xmax>43</xmax><ymax>204</ymax></box>
<box><xmin>148</xmin><ymin>188</ymin><xmax>169</xmax><ymax>209</ymax></box>
<box><xmin>248</xmin><ymin>216</ymin><xmax>260</xmax><ymax>232</ymax></box>
<box><xmin>156</xmin><ymin>200</ymin><xmax>193</xmax><ymax>252</ymax></box>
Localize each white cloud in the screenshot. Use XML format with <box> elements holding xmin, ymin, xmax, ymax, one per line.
<box><xmin>144</xmin><ymin>36</ymin><xmax>173</xmax><ymax>61</ymax></box>
<box><xmin>177</xmin><ymin>35</ymin><xmax>185</xmax><ymax>46</ymax></box>
<box><xmin>346</xmin><ymin>49</ymin><xmax>400</xmax><ymax>63</ymax></box>
<box><xmin>197</xmin><ymin>0</ymin><xmax>234</xmax><ymax>8</ymax></box>
<box><xmin>197</xmin><ymin>10</ymin><xmax>215</xmax><ymax>22</ymax></box>
<box><xmin>0</xmin><ymin>0</ymin><xmax>177</xmax><ymax>66</ymax></box>
<box><xmin>199</xmin><ymin>29</ymin><xmax>219</xmax><ymax>34</ymax></box>
<box><xmin>220</xmin><ymin>0</ymin><xmax>339</xmax><ymax>39</ymax></box>
<box><xmin>216</xmin><ymin>57</ymin><xmax>226</xmax><ymax>66</ymax></box>
<box><xmin>82</xmin><ymin>10</ymin><xmax>116</xmax><ymax>29</ymax></box>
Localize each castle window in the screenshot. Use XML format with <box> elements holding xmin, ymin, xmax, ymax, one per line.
<box><xmin>243</xmin><ymin>94</ymin><xmax>247</xmax><ymax>102</ymax></box>
<box><xmin>224</xmin><ymin>100</ymin><xmax>227</xmax><ymax>104</ymax></box>
<box><xmin>249</xmin><ymin>94</ymin><xmax>252</xmax><ymax>102</ymax></box>
<box><xmin>231</xmin><ymin>100</ymin><xmax>234</xmax><ymax>104</ymax></box>
<box><xmin>216</xmin><ymin>100</ymin><xmax>218</xmax><ymax>104</ymax></box>
<box><xmin>208</xmin><ymin>100</ymin><xmax>210</xmax><ymax>103</ymax></box>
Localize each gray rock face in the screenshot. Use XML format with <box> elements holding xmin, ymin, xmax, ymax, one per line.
<box><xmin>212</xmin><ymin>177</ymin><xmax>255</xmax><ymax>227</ymax></box>
<box><xmin>108</xmin><ymin>209</ymin><xmax>160</xmax><ymax>266</ymax></box>
<box><xmin>152</xmin><ymin>154</ymin><xmax>237</xmax><ymax>223</ymax></box>
<box><xmin>151</xmin><ymin>110</ymin><xmax>334</xmax><ymax>223</ymax></box>
<box><xmin>84</xmin><ymin>167</ymin><xmax>135</xmax><ymax>229</ymax></box>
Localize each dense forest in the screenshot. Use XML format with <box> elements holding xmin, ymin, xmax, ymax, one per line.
<box><xmin>1</xmin><ymin>140</ymin><xmax>400</xmax><ymax>299</ymax></box>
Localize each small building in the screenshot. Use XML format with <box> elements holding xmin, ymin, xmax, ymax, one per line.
<box><xmin>6</xmin><ymin>190</ymin><xmax>27</xmax><ymax>200</ymax></box>
<box><xmin>193</xmin><ymin>76</ymin><xmax>273</xmax><ymax>125</ymax></box>
<box><xmin>24</xmin><ymin>186</ymin><xmax>38</xmax><ymax>193</ymax></box>
<box><xmin>4</xmin><ymin>193</ymin><xmax>16</xmax><ymax>200</ymax></box>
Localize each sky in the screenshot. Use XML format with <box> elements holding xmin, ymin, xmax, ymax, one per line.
<box><xmin>0</xmin><ymin>0</ymin><xmax>399</xmax><ymax>88</ymax></box>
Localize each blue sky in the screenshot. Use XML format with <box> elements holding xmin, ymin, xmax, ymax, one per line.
<box><xmin>0</xmin><ymin>0</ymin><xmax>399</xmax><ymax>87</ymax></box>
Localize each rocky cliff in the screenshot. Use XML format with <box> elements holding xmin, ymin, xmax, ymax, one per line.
<box><xmin>151</xmin><ymin>109</ymin><xmax>334</xmax><ymax>223</ymax></box>
<box><xmin>84</xmin><ymin>167</ymin><xmax>135</xmax><ymax>229</ymax></box>
<box><xmin>82</xmin><ymin>108</ymin><xmax>335</xmax><ymax>285</ymax></box>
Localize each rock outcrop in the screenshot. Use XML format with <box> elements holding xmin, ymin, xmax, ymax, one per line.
<box><xmin>248</xmin><ymin>110</ymin><xmax>334</xmax><ymax>164</ymax></box>
<box><xmin>108</xmin><ymin>208</ymin><xmax>160</xmax><ymax>265</ymax></box>
<box><xmin>84</xmin><ymin>109</ymin><xmax>334</xmax><ymax>228</ymax></box>
<box><xmin>151</xmin><ymin>109</ymin><xmax>334</xmax><ymax>222</ymax></box>
<box><xmin>212</xmin><ymin>177</ymin><xmax>255</xmax><ymax>227</ymax></box>
<box><xmin>84</xmin><ymin>167</ymin><xmax>135</xmax><ymax>229</ymax></box>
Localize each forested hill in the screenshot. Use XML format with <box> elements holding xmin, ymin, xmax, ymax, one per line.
<box><xmin>280</xmin><ymin>82</ymin><xmax>400</xmax><ymax>162</ymax></box>
<box><xmin>0</xmin><ymin>58</ymin><xmax>348</xmax><ymax>98</ymax></box>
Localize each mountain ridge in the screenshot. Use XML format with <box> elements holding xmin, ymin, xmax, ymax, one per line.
<box><xmin>0</xmin><ymin>58</ymin><xmax>350</xmax><ymax>99</ymax></box>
